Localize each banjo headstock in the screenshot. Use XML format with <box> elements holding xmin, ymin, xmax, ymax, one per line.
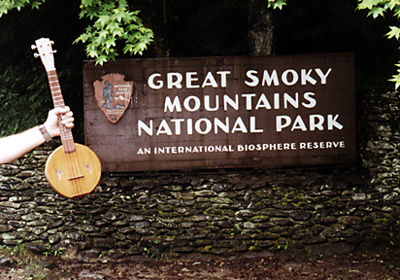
<box><xmin>32</xmin><ymin>38</ymin><xmax>57</xmax><ymax>72</ymax></box>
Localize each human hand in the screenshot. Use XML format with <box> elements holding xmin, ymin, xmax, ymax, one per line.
<box><xmin>43</xmin><ymin>107</ymin><xmax>74</xmax><ymax>137</ymax></box>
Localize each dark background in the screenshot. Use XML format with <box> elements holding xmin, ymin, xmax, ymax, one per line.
<box><xmin>0</xmin><ymin>0</ymin><xmax>396</xmax><ymax>141</ymax></box>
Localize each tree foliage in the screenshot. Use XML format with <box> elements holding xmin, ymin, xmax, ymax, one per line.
<box><xmin>357</xmin><ymin>0</ymin><xmax>400</xmax><ymax>88</ymax></box>
<box><xmin>0</xmin><ymin>1</ymin><xmax>286</xmax><ymax>65</ymax></box>
<box><xmin>74</xmin><ymin>0</ymin><xmax>153</xmax><ymax>65</ymax></box>
<box><xmin>0</xmin><ymin>0</ymin><xmax>154</xmax><ymax>65</ymax></box>
<box><xmin>0</xmin><ymin>0</ymin><xmax>44</xmax><ymax>15</ymax></box>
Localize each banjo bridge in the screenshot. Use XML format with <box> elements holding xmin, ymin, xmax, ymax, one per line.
<box><xmin>68</xmin><ymin>175</ymin><xmax>85</xmax><ymax>181</ymax></box>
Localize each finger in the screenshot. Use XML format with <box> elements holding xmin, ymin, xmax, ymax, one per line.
<box><xmin>55</xmin><ymin>106</ymin><xmax>71</xmax><ymax>115</ymax></box>
<box><xmin>61</xmin><ymin>111</ymin><xmax>73</xmax><ymax>119</ymax></box>
<box><xmin>62</xmin><ymin>116</ymin><xmax>74</xmax><ymax>123</ymax></box>
<box><xmin>62</xmin><ymin>116</ymin><xmax>74</xmax><ymax>127</ymax></box>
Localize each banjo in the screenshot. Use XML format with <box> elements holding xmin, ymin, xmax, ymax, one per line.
<box><xmin>32</xmin><ymin>38</ymin><xmax>101</xmax><ymax>198</ymax></box>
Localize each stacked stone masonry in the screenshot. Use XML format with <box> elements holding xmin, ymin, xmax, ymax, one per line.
<box><xmin>0</xmin><ymin>90</ymin><xmax>399</xmax><ymax>259</ymax></box>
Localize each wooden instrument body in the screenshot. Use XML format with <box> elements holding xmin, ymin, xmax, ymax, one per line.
<box><xmin>45</xmin><ymin>144</ymin><xmax>101</xmax><ymax>198</ymax></box>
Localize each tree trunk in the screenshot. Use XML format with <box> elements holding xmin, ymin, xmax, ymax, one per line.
<box><xmin>248</xmin><ymin>0</ymin><xmax>274</xmax><ymax>56</ymax></box>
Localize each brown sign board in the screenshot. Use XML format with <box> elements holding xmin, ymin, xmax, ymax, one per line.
<box><xmin>83</xmin><ymin>54</ymin><xmax>356</xmax><ymax>172</ymax></box>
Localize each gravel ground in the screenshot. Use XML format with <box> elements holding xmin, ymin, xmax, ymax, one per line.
<box><xmin>0</xmin><ymin>245</ymin><xmax>399</xmax><ymax>279</ymax></box>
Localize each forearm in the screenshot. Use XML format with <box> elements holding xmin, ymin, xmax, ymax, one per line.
<box><xmin>0</xmin><ymin>107</ymin><xmax>74</xmax><ymax>164</ymax></box>
<box><xmin>0</xmin><ymin>126</ymin><xmax>46</xmax><ymax>164</ymax></box>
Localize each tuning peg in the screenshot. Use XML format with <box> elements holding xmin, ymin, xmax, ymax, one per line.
<box><xmin>50</xmin><ymin>41</ymin><xmax>54</xmax><ymax>45</ymax></box>
<box><xmin>34</xmin><ymin>53</ymin><xmax>40</xmax><ymax>58</ymax></box>
<box><xmin>31</xmin><ymin>44</ymin><xmax>37</xmax><ymax>50</ymax></box>
<box><xmin>52</xmin><ymin>50</ymin><xmax>57</xmax><ymax>54</ymax></box>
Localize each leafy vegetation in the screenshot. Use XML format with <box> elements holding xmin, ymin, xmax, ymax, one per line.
<box><xmin>0</xmin><ymin>66</ymin><xmax>51</xmax><ymax>137</ymax></box>
<box><xmin>74</xmin><ymin>0</ymin><xmax>153</xmax><ymax>65</ymax></box>
<box><xmin>357</xmin><ymin>0</ymin><xmax>400</xmax><ymax>88</ymax></box>
<box><xmin>0</xmin><ymin>0</ymin><xmax>153</xmax><ymax>66</ymax></box>
<box><xmin>0</xmin><ymin>0</ymin><xmax>44</xmax><ymax>16</ymax></box>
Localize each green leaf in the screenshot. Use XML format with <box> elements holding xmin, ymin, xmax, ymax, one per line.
<box><xmin>387</xmin><ymin>0</ymin><xmax>400</xmax><ymax>10</ymax></box>
<box><xmin>389</xmin><ymin>73</ymin><xmax>400</xmax><ymax>89</ymax></box>
<box><xmin>88</xmin><ymin>48</ymin><xmax>99</xmax><ymax>58</ymax></box>
<box><xmin>123</xmin><ymin>43</ymin><xmax>134</xmax><ymax>54</ymax></box>
<box><xmin>98</xmin><ymin>15</ymin><xmax>110</xmax><ymax>27</ymax></box>
<box><xmin>98</xmin><ymin>30</ymin><xmax>109</xmax><ymax>39</ymax></box>
<box><xmin>273</xmin><ymin>0</ymin><xmax>287</xmax><ymax>10</ymax></box>
<box><xmin>267</xmin><ymin>0</ymin><xmax>287</xmax><ymax>10</ymax></box>
<box><xmin>106</xmin><ymin>21</ymin><xmax>120</xmax><ymax>31</ymax></box>
<box><xmin>105</xmin><ymin>38</ymin><xmax>116</xmax><ymax>48</ymax></box>
<box><xmin>368</xmin><ymin>7</ymin><xmax>385</xmax><ymax>18</ymax></box>
<box><xmin>387</xmin><ymin>25</ymin><xmax>400</xmax><ymax>39</ymax></box>
<box><xmin>31</xmin><ymin>0</ymin><xmax>43</xmax><ymax>10</ymax></box>
<box><xmin>357</xmin><ymin>0</ymin><xmax>377</xmax><ymax>10</ymax></box>
<box><xmin>388</xmin><ymin>62</ymin><xmax>400</xmax><ymax>88</ymax></box>
<box><xmin>95</xmin><ymin>55</ymin><xmax>109</xmax><ymax>66</ymax></box>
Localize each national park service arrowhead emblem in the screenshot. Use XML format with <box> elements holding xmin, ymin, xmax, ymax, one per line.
<box><xmin>93</xmin><ymin>73</ymin><xmax>134</xmax><ymax>124</ymax></box>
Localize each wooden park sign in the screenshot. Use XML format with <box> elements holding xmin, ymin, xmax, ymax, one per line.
<box><xmin>83</xmin><ymin>53</ymin><xmax>356</xmax><ymax>172</ymax></box>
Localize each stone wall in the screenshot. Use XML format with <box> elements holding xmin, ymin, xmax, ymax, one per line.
<box><xmin>0</xmin><ymin>90</ymin><xmax>399</xmax><ymax>260</ymax></box>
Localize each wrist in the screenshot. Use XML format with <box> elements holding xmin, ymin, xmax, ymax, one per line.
<box><xmin>38</xmin><ymin>124</ymin><xmax>53</xmax><ymax>142</ymax></box>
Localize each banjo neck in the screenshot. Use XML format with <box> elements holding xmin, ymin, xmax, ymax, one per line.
<box><xmin>46</xmin><ymin>70</ymin><xmax>75</xmax><ymax>153</ymax></box>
